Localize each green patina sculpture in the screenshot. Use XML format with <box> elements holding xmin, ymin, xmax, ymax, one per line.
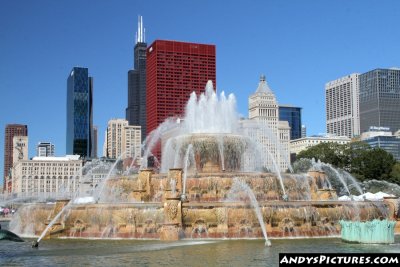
<box><xmin>340</xmin><ymin>219</ymin><xmax>396</xmax><ymax>244</ymax></box>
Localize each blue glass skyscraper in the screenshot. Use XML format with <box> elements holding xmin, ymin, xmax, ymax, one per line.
<box><xmin>66</xmin><ymin>67</ymin><xmax>93</xmax><ymax>158</ymax></box>
<box><xmin>279</xmin><ymin>105</ymin><xmax>302</xmax><ymax>140</ymax></box>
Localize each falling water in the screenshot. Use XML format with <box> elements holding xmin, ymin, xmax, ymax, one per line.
<box><xmin>37</xmin><ymin>158</ymin><xmax>114</xmax><ymax>242</ymax></box>
<box><xmin>362</xmin><ymin>179</ymin><xmax>400</xmax><ymax>196</ymax></box>
<box><xmin>246</xmin><ymin>120</ymin><xmax>293</xmax><ymax>173</ymax></box>
<box><xmin>95</xmin><ymin>151</ymin><xmax>127</xmax><ymax>202</ymax></box>
<box><xmin>230</xmin><ymin>178</ymin><xmax>271</xmax><ymax>246</ymax></box>
<box><xmin>217</xmin><ymin>136</ymin><xmax>225</xmax><ymax>171</ymax></box>
<box><xmin>325</xmin><ymin>164</ymin><xmax>351</xmax><ymax>196</ymax></box>
<box><xmin>141</xmin><ymin>118</ymin><xmax>178</xmax><ymax>169</ymax></box>
<box><xmin>182</xmin><ymin>144</ymin><xmax>194</xmax><ymax>196</ymax></box>
<box><xmin>263</xmin><ymin>146</ymin><xmax>287</xmax><ymax>197</ymax></box>
<box><xmin>342</xmin><ymin>171</ymin><xmax>363</xmax><ymax>195</ymax></box>
<box><xmin>309</xmin><ymin>159</ymin><xmax>332</xmax><ymax>189</ymax></box>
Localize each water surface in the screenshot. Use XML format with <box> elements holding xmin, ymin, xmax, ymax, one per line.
<box><xmin>1</xmin><ymin>222</ymin><xmax>399</xmax><ymax>267</ymax></box>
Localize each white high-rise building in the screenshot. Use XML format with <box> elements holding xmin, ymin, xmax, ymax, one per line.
<box><xmin>325</xmin><ymin>73</ymin><xmax>360</xmax><ymax>138</ymax></box>
<box><xmin>106</xmin><ymin>119</ymin><xmax>141</xmax><ymax>161</ymax></box>
<box><xmin>36</xmin><ymin>142</ymin><xmax>55</xmax><ymax>157</ymax></box>
<box><xmin>246</xmin><ymin>75</ymin><xmax>290</xmax><ymax>172</ymax></box>
<box><xmin>124</xmin><ymin>125</ymin><xmax>141</xmax><ymax>162</ymax></box>
<box><xmin>301</xmin><ymin>125</ymin><xmax>307</xmax><ymax>138</ymax></box>
<box><xmin>107</xmin><ymin>119</ymin><xmax>128</xmax><ymax>159</ymax></box>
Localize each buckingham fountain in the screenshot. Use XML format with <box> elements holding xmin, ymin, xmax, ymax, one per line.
<box><xmin>9</xmin><ymin>81</ymin><xmax>400</xmax><ymax>245</ymax></box>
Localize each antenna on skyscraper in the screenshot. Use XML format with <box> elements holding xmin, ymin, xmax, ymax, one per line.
<box><xmin>136</xmin><ymin>15</ymin><xmax>145</xmax><ymax>44</ymax></box>
<box><xmin>140</xmin><ymin>16</ymin><xmax>143</xmax><ymax>43</ymax></box>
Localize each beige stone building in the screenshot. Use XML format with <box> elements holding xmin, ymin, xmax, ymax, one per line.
<box><xmin>246</xmin><ymin>75</ymin><xmax>291</xmax><ymax>172</ymax></box>
<box><xmin>13</xmin><ymin>136</ymin><xmax>29</xmax><ymax>165</ymax></box>
<box><xmin>11</xmin><ymin>155</ymin><xmax>82</xmax><ymax>197</ymax></box>
<box><xmin>290</xmin><ymin>135</ymin><xmax>351</xmax><ymax>155</ymax></box>
<box><xmin>4</xmin><ymin>136</ymin><xmax>29</xmax><ymax>193</ymax></box>
<box><xmin>106</xmin><ymin>119</ymin><xmax>141</xmax><ymax>162</ymax></box>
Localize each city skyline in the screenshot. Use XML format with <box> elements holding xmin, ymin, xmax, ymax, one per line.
<box><xmin>1</xmin><ymin>0</ymin><xmax>400</xmax><ymax>186</ymax></box>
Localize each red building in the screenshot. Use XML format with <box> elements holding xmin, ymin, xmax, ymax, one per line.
<box><xmin>146</xmin><ymin>40</ymin><xmax>216</xmax><ymax>160</ymax></box>
<box><xmin>3</xmin><ymin>124</ymin><xmax>28</xmax><ymax>190</ymax></box>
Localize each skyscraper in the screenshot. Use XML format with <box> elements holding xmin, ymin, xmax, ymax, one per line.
<box><xmin>106</xmin><ymin>119</ymin><xmax>128</xmax><ymax>159</ymax></box>
<box><xmin>279</xmin><ymin>105</ymin><xmax>302</xmax><ymax>140</ymax></box>
<box><xmin>92</xmin><ymin>125</ymin><xmax>98</xmax><ymax>158</ymax></box>
<box><xmin>247</xmin><ymin>75</ymin><xmax>290</xmax><ymax>171</ymax></box>
<box><xmin>301</xmin><ymin>125</ymin><xmax>307</xmax><ymax>138</ymax></box>
<box><xmin>3</xmin><ymin>124</ymin><xmax>28</xmax><ymax>190</ymax></box>
<box><xmin>36</xmin><ymin>142</ymin><xmax>55</xmax><ymax>157</ymax></box>
<box><xmin>66</xmin><ymin>67</ymin><xmax>93</xmax><ymax>158</ymax></box>
<box><xmin>359</xmin><ymin>68</ymin><xmax>400</xmax><ymax>134</ymax></box>
<box><xmin>126</xmin><ymin>16</ymin><xmax>147</xmax><ymax>142</ymax></box>
<box><xmin>325</xmin><ymin>73</ymin><xmax>360</xmax><ymax>138</ymax></box>
<box><xmin>106</xmin><ymin>119</ymin><xmax>141</xmax><ymax>161</ymax></box>
<box><xmin>146</xmin><ymin>40</ymin><xmax>216</xmax><ymax>159</ymax></box>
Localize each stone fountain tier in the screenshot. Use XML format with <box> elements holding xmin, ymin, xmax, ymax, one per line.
<box><xmin>10</xmin><ymin>169</ymin><xmax>400</xmax><ymax>240</ymax></box>
<box><xmin>11</xmin><ymin>199</ymin><xmax>399</xmax><ymax>240</ymax></box>
<box><xmin>166</xmin><ymin>133</ymin><xmax>253</xmax><ymax>173</ymax></box>
<box><xmin>103</xmin><ymin>169</ymin><xmax>338</xmax><ymax>203</ymax></box>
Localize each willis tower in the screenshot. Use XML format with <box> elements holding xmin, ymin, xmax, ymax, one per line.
<box><xmin>126</xmin><ymin>16</ymin><xmax>147</xmax><ymax>142</ymax></box>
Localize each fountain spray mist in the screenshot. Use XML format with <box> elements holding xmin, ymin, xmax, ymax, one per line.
<box><xmin>230</xmin><ymin>178</ymin><xmax>271</xmax><ymax>246</ymax></box>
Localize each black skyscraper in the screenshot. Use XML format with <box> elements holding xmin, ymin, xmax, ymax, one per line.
<box><xmin>66</xmin><ymin>67</ymin><xmax>93</xmax><ymax>158</ymax></box>
<box><xmin>359</xmin><ymin>68</ymin><xmax>400</xmax><ymax>133</ymax></box>
<box><xmin>126</xmin><ymin>16</ymin><xmax>147</xmax><ymax>142</ymax></box>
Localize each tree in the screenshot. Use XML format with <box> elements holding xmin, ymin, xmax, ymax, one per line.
<box><xmin>390</xmin><ymin>162</ymin><xmax>400</xmax><ymax>184</ymax></box>
<box><xmin>351</xmin><ymin>148</ymin><xmax>396</xmax><ymax>182</ymax></box>
<box><xmin>346</xmin><ymin>141</ymin><xmax>371</xmax><ymax>175</ymax></box>
<box><xmin>295</xmin><ymin>141</ymin><xmax>399</xmax><ymax>185</ymax></box>
<box><xmin>296</xmin><ymin>142</ymin><xmax>349</xmax><ymax>168</ymax></box>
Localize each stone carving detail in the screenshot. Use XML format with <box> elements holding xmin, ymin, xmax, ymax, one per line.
<box><xmin>182</xmin><ymin>208</ymin><xmax>188</xmax><ymax>219</ymax></box>
<box><xmin>139</xmin><ymin>176</ymin><xmax>147</xmax><ymax>189</ymax></box>
<box><xmin>216</xmin><ymin>208</ymin><xmax>227</xmax><ymax>224</ymax></box>
<box><xmin>166</xmin><ymin>201</ymin><xmax>178</xmax><ymax>221</ymax></box>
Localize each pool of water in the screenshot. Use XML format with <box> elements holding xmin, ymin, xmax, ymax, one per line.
<box><xmin>1</xmin><ymin>222</ymin><xmax>399</xmax><ymax>266</ymax></box>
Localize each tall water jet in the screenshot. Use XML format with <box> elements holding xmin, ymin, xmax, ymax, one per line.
<box><xmin>230</xmin><ymin>178</ymin><xmax>271</xmax><ymax>246</ymax></box>
<box><xmin>341</xmin><ymin>170</ymin><xmax>363</xmax><ymax>195</ymax></box>
<box><xmin>36</xmin><ymin>200</ymin><xmax>72</xmax><ymax>243</ymax></box>
<box><xmin>141</xmin><ymin>118</ymin><xmax>178</xmax><ymax>169</ymax></box>
<box><xmin>325</xmin><ymin>164</ymin><xmax>351</xmax><ymax>196</ymax></box>
<box><xmin>95</xmin><ymin>151</ymin><xmax>127</xmax><ymax>202</ymax></box>
<box><xmin>183</xmin><ymin>81</ymin><xmax>238</xmax><ymax>134</ymax></box>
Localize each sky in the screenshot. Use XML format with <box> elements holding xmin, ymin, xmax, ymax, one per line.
<box><xmin>1</xmin><ymin>0</ymin><xmax>400</xmax><ymax>186</ymax></box>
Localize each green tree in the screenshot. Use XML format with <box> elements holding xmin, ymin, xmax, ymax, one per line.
<box><xmin>296</xmin><ymin>142</ymin><xmax>349</xmax><ymax>168</ymax></box>
<box><xmin>352</xmin><ymin>148</ymin><xmax>396</xmax><ymax>182</ymax></box>
<box><xmin>295</xmin><ymin>141</ymin><xmax>399</xmax><ymax>185</ymax></box>
<box><xmin>346</xmin><ymin>141</ymin><xmax>371</xmax><ymax>175</ymax></box>
<box><xmin>390</xmin><ymin>162</ymin><xmax>400</xmax><ymax>184</ymax></box>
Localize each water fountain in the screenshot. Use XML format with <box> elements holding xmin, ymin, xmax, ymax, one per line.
<box><xmin>9</xmin><ymin>81</ymin><xmax>399</xmax><ymax>243</ymax></box>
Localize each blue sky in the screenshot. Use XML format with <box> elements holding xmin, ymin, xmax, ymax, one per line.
<box><xmin>1</xmin><ymin>0</ymin><xmax>400</xmax><ymax>185</ymax></box>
